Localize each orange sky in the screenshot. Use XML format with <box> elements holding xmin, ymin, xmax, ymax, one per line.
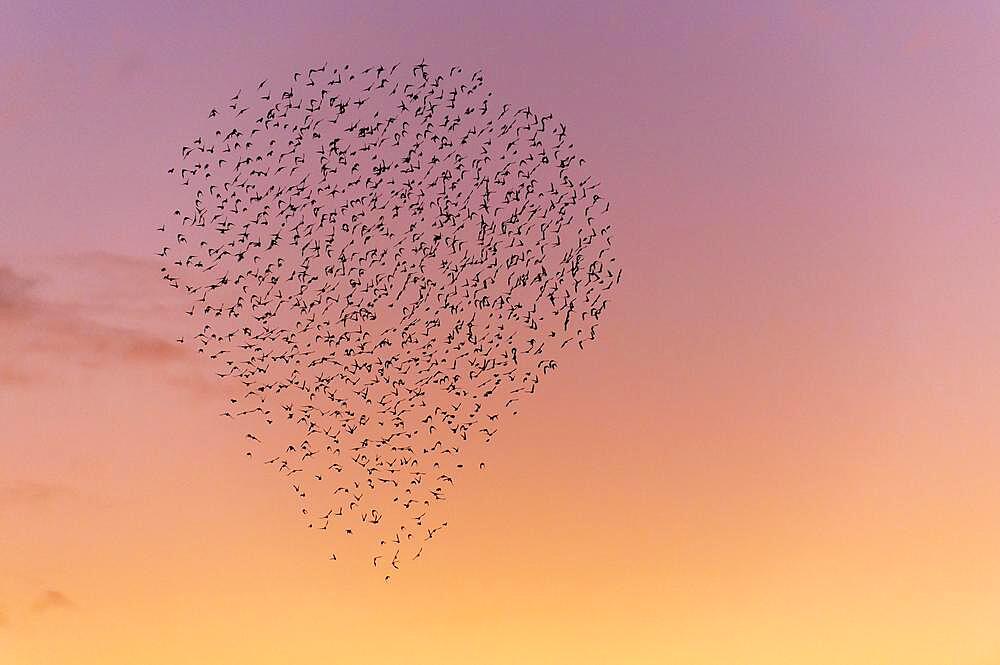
<box><xmin>5</xmin><ymin>2</ymin><xmax>1000</xmax><ymax>663</ymax></box>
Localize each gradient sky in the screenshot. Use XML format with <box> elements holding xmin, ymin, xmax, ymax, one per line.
<box><xmin>4</xmin><ymin>1</ymin><xmax>1000</xmax><ymax>663</ymax></box>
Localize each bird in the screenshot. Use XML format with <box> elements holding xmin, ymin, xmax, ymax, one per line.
<box><xmin>161</xmin><ymin>60</ymin><xmax>620</xmax><ymax>573</ymax></box>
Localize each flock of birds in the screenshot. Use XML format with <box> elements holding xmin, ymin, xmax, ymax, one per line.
<box><xmin>160</xmin><ymin>61</ymin><xmax>620</xmax><ymax>578</ymax></box>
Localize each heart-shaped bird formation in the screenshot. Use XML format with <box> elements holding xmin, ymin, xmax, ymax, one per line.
<box><xmin>160</xmin><ymin>61</ymin><xmax>620</xmax><ymax>578</ymax></box>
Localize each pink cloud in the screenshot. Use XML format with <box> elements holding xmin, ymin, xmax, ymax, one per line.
<box><xmin>0</xmin><ymin>257</ymin><xmax>190</xmax><ymax>382</ymax></box>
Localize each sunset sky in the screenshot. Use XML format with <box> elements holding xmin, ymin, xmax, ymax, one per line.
<box><xmin>5</xmin><ymin>2</ymin><xmax>1000</xmax><ymax>663</ymax></box>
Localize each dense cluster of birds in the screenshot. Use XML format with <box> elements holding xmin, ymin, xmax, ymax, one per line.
<box><xmin>160</xmin><ymin>61</ymin><xmax>620</xmax><ymax>578</ymax></box>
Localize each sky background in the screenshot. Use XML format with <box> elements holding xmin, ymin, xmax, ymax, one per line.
<box><xmin>4</xmin><ymin>1</ymin><xmax>1000</xmax><ymax>663</ymax></box>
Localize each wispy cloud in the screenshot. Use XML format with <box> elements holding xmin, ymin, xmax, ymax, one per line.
<box><xmin>0</xmin><ymin>365</ymin><xmax>33</xmax><ymax>386</ymax></box>
<box><xmin>0</xmin><ymin>255</ymin><xmax>192</xmax><ymax>384</ymax></box>
<box><xmin>21</xmin><ymin>314</ymin><xmax>187</xmax><ymax>366</ymax></box>
<box><xmin>0</xmin><ymin>264</ymin><xmax>38</xmax><ymax>314</ymax></box>
<box><xmin>0</xmin><ymin>482</ymin><xmax>76</xmax><ymax>512</ymax></box>
<box><xmin>31</xmin><ymin>590</ymin><xmax>76</xmax><ymax>613</ymax></box>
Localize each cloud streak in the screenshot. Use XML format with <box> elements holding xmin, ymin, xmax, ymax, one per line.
<box><xmin>30</xmin><ymin>590</ymin><xmax>76</xmax><ymax>613</ymax></box>
<box><xmin>0</xmin><ymin>264</ymin><xmax>38</xmax><ymax>313</ymax></box>
<box><xmin>0</xmin><ymin>482</ymin><xmax>76</xmax><ymax>512</ymax></box>
<box><xmin>0</xmin><ymin>255</ymin><xmax>191</xmax><ymax>384</ymax></box>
